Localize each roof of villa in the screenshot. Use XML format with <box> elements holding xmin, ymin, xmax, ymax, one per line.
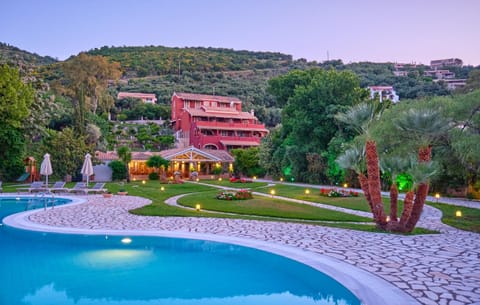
<box><xmin>173</xmin><ymin>92</ymin><xmax>242</xmax><ymax>104</ymax></box>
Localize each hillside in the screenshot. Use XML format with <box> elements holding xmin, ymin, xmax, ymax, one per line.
<box><xmin>86</xmin><ymin>45</ymin><xmax>295</xmax><ymax>77</ymax></box>
<box><xmin>0</xmin><ymin>42</ymin><xmax>57</xmax><ymax>67</ymax></box>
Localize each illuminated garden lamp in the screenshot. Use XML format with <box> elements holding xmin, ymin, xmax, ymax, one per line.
<box><xmin>195</xmin><ymin>204</ymin><xmax>201</xmax><ymax>211</ymax></box>
<box><xmin>196</xmin><ymin>178</ymin><xmax>200</xmax><ymax>182</ymax></box>
<box><xmin>305</xmin><ymin>189</ymin><xmax>310</xmax><ymax>195</ymax></box>
<box><xmin>270</xmin><ymin>189</ymin><xmax>275</xmax><ymax>197</ymax></box>
<box><xmin>435</xmin><ymin>193</ymin><xmax>440</xmax><ymax>202</ymax></box>
<box><xmin>343</xmin><ymin>183</ymin><xmax>348</xmax><ymax>188</ymax></box>
<box><xmin>160</xmin><ymin>186</ymin><xmax>165</xmax><ymax>192</ymax></box>
<box><xmin>218</xmin><ymin>177</ymin><xmax>222</xmax><ymax>181</ymax></box>
<box><xmin>455</xmin><ymin>210</ymin><xmax>462</xmax><ymax>217</ymax></box>
<box><xmin>142</xmin><ymin>180</ymin><xmax>146</xmax><ymax>185</ymax></box>
<box><xmin>280</xmin><ymin>178</ymin><xmax>283</xmax><ymax>182</ymax></box>
<box><xmin>253</xmin><ymin>176</ymin><xmax>257</xmax><ymax>180</ymax></box>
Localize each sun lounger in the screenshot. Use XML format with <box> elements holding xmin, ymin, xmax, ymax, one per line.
<box><xmin>50</xmin><ymin>181</ymin><xmax>67</xmax><ymax>193</ymax></box>
<box><xmin>86</xmin><ymin>183</ymin><xmax>107</xmax><ymax>194</ymax></box>
<box><xmin>17</xmin><ymin>181</ymin><xmax>46</xmax><ymax>193</ymax></box>
<box><xmin>68</xmin><ymin>182</ymin><xmax>88</xmax><ymax>195</ymax></box>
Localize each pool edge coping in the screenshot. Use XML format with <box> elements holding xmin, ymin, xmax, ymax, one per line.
<box><xmin>2</xmin><ymin>195</ymin><xmax>420</xmax><ymax>305</ymax></box>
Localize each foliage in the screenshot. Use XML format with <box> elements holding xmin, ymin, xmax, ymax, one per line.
<box><xmin>148</xmin><ymin>172</ymin><xmax>159</xmax><ymax>180</ymax></box>
<box><xmin>146</xmin><ymin>155</ymin><xmax>169</xmax><ymax>178</ymax></box>
<box><xmin>42</xmin><ymin>128</ymin><xmax>90</xmax><ymax>179</ymax></box>
<box><xmin>231</xmin><ymin>147</ymin><xmax>265</xmax><ymax>177</ymax></box>
<box><xmin>0</xmin><ymin>64</ymin><xmax>35</xmax><ymax>180</ymax></box>
<box><xmin>117</xmin><ymin>146</ymin><xmax>131</xmax><ymax>181</ymax></box>
<box><xmin>55</xmin><ymin>53</ymin><xmax>121</xmax><ymax>135</ymax></box>
<box><xmin>264</xmin><ymin>68</ymin><xmax>365</xmax><ymax>183</ymax></box>
<box><xmin>108</xmin><ymin>160</ymin><xmax>127</xmax><ymax>181</ymax></box>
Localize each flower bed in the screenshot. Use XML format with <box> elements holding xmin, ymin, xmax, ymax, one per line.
<box><xmin>216</xmin><ymin>189</ymin><xmax>253</xmax><ymax>200</ymax></box>
<box><xmin>319</xmin><ymin>188</ymin><xmax>359</xmax><ymax>197</ymax></box>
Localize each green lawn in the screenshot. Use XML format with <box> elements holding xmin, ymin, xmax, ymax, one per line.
<box><xmin>253</xmin><ymin>183</ymin><xmax>403</xmax><ymax>214</ymax></box>
<box><xmin>427</xmin><ymin>201</ymin><xmax>480</xmax><ymax>233</ymax></box>
<box><xmin>197</xmin><ymin>179</ymin><xmax>269</xmax><ymax>189</ymax></box>
<box><xmin>177</xmin><ymin>190</ymin><xmax>371</xmax><ymax>222</ymax></box>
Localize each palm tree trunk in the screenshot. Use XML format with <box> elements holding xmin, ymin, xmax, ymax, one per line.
<box><xmin>390</xmin><ymin>183</ymin><xmax>398</xmax><ymax>222</ymax></box>
<box><xmin>405</xmin><ymin>146</ymin><xmax>432</xmax><ymax>232</ymax></box>
<box><xmin>358</xmin><ymin>173</ymin><xmax>374</xmax><ymax>219</ymax></box>
<box><xmin>365</xmin><ymin>140</ymin><xmax>387</xmax><ymax>227</ymax></box>
<box><xmin>399</xmin><ymin>191</ymin><xmax>415</xmax><ymax>227</ymax></box>
<box><xmin>405</xmin><ymin>183</ymin><xmax>429</xmax><ymax>232</ymax></box>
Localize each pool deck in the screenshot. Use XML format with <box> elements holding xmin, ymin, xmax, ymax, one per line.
<box><xmin>3</xmin><ymin>194</ymin><xmax>480</xmax><ymax>305</ymax></box>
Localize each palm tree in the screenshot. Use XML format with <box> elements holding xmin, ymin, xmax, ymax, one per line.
<box><xmin>380</xmin><ymin>156</ymin><xmax>409</xmax><ymax>222</ymax></box>
<box><xmin>335</xmin><ymin>102</ymin><xmax>388</xmax><ymax>228</ymax></box>
<box><xmin>117</xmin><ymin>146</ymin><xmax>132</xmax><ymax>182</ymax></box>
<box><xmin>394</xmin><ymin>109</ymin><xmax>449</xmax><ymax>232</ymax></box>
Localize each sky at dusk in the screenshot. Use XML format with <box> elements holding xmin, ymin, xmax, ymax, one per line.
<box><xmin>1</xmin><ymin>0</ymin><xmax>479</xmax><ymax>65</ymax></box>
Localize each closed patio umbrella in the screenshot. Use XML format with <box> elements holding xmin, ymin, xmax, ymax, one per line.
<box><xmin>81</xmin><ymin>153</ymin><xmax>94</xmax><ymax>186</ymax></box>
<box><xmin>40</xmin><ymin>153</ymin><xmax>53</xmax><ymax>188</ymax></box>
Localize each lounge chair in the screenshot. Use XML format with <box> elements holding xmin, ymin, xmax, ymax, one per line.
<box><xmin>68</xmin><ymin>182</ymin><xmax>88</xmax><ymax>195</ymax></box>
<box><xmin>86</xmin><ymin>183</ymin><xmax>107</xmax><ymax>194</ymax></box>
<box><xmin>16</xmin><ymin>181</ymin><xmax>45</xmax><ymax>193</ymax></box>
<box><xmin>50</xmin><ymin>181</ymin><xmax>67</xmax><ymax>193</ymax></box>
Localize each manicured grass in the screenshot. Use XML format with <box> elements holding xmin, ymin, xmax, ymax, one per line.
<box><xmin>427</xmin><ymin>201</ymin><xmax>480</xmax><ymax>233</ymax></box>
<box><xmin>254</xmin><ymin>183</ymin><xmax>402</xmax><ymax>214</ymax></box>
<box><xmin>198</xmin><ymin>179</ymin><xmax>269</xmax><ymax>189</ymax></box>
<box><xmin>178</xmin><ymin>190</ymin><xmax>372</xmax><ymax>222</ymax></box>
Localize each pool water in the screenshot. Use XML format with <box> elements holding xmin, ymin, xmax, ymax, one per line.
<box><xmin>0</xmin><ymin>197</ymin><xmax>361</xmax><ymax>305</ymax></box>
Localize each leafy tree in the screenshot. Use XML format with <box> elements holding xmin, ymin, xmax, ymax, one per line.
<box><xmin>231</xmin><ymin>147</ymin><xmax>265</xmax><ymax>177</ymax></box>
<box><xmin>265</xmin><ymin>68</ymin><xmax>366</xmax><ymax>183</ymax></box>
<box><xmin>108</xmin><ymin>160</ymin><xmax>127</xmax><ymax>181</ymax></box>
<box><xmin>42</xmin><ymin>128</ymin><xmax>90</xmax><ymax>180</ymax></box>
<box><xmin>58</xmin><ymin>53</ymin><xmax>121</xmax><ymax>135</ymax></box>
<box><xmin>0</xmin><ymin>64</ymin><xmax>34</xmax><ymax>180</ymax></box>
<box><xmin>146</xmin><ymin>155</ymin><xmax>169</xmax><ymax>178</ymax></box>
<box><xmin>460</xmin><ymin>69</ymin><xmax>480</xmax><ymax>93</ymax></box>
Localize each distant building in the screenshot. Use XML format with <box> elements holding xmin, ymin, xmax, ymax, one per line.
<box><xmin>430</xmin><ymin>58</ymin><xmax>463</xmax><ymax>69</ymax></box>
<box><xmin>393</xmin><ymin>70</ymin><xmax>409</xmax><ymax>77</ymax></box>
<box><xmin>424</xmin><ymin>70</ymin><xmax>455</xmax><ymax>79</ymax></box>
<box><xmin>435</xmin><ymin>79</ymin><xmax>467</xmax><ymax>90</ymax></box>
<box><xmin>368</xmin><ymin>86</ymin><xmax>400</xmax><ymax>103</ymax></box>
<box><xmin>171</xmin><ymin>92</ymin><xmax>269</xmax><ymax>150</ymax></box>
<box><xmin>117</xmin><ymin>92</ymin><xmax>157</xmax><ymax>104</ymax></box>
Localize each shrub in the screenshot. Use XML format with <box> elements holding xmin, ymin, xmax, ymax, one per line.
<box><xmin>109</xmin><ymin>160</ymin><xmax>127</xmax><ymax>181</ymax></box>
<box><xmin>148</xmin><ymin>172</ymin><xmax>159</xmax><ymax>180</ymax></box>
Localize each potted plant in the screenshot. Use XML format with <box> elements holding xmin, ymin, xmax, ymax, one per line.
<box><xmin>102</xmin><ymin>192</ymin><xmax>113</xmax><ymax>198</ymax></box>
<box><xmin>117</xmin><ymin>182</ymin><xmax>128</xmax><ymax>196</ymax></box>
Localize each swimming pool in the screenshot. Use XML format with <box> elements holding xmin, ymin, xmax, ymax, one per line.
<box><xmin>1</xmin><ymin>196</ymin><xmax>361</xmax><ymax>305</ymax></box>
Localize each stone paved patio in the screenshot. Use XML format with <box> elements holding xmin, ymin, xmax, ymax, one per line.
<box><xmin>8</xmin><ymin>194</ymin><xmax>480</xmax><ymax>305</ymax></box>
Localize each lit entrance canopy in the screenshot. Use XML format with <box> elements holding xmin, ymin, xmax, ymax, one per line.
<box><xmin>161</xmin><ymin>146</ymin><xmax>234</xmax><ymax>163</ymax></box>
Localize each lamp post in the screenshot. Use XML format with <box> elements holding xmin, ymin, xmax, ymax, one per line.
<box><xmin>435</xmin><ymin>193</ymin><xmax>440</xmax><ymax>203</ymax></box>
